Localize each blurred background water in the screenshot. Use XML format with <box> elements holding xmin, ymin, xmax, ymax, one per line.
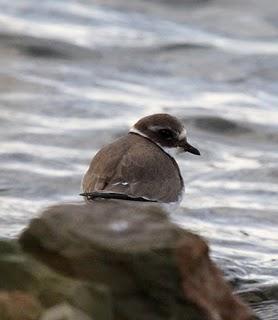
<box><xmin>0</xmin><ymin>0</ymin><xmax>278</xmax><ymax>317</ymax></box>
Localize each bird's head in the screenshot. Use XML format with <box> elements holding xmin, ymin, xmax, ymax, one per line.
<box><xmin>130</xmin><ymin>113</ymin><xmax>200</xmax><ymax>156</ymax></box>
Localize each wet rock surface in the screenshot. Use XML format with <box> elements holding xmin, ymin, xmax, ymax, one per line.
<box><xmin>18</xmin><ymin>200</ymin><xmax>257</xmax><ymax>320</ymax></box>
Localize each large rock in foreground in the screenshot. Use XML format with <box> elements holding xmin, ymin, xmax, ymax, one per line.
<box><xmin>19</xmin><ymin>200</ymin><xmax>256</xmax><ymax>320</ymax></box>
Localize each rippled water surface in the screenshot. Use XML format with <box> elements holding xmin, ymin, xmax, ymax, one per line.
<box><xmin>0</xmin><ymin>0</ymin><xmax>278</xmax><ymax>317</ymax></box>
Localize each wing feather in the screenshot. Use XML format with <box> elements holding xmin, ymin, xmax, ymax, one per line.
<box><xmin>82</xmin><ymin>134</ymin><xmax>183</xmax><ymax>202</ymax></box>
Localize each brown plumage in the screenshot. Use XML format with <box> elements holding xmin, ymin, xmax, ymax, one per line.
<box><xmin>82</xmin><ymin>133</ymin><xmax>183</xmax><ymax>203</ymax></box>
<box><xmin>82</xmin><ymin>113</ymin><xmax>200</xmax><ymax>203</ymax></box>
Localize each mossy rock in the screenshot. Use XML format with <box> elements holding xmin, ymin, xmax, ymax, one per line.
<box><xmin>0</xmin><ymin>255</ymin><xmax>38</xmax><ymax>291</ymax></box>
<box><xmin>19</xmin><ymin>201</ymin><xmax>256</xmax><ymax>320</ymax></box>
<box><xmin>0</xmin><ymin>240</ymin><xmax>21</xmax><ymax>256</ymax></box>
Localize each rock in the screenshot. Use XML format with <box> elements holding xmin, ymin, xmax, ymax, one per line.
<box><xmin>19</xmin><ymin>200</ymin><xmax>256</xmax><ymax>320</ymax></box>
<box><xmin>0</xmin><ymin>240</ymin><xmax>21</xmax><ymax>255</ymax></box>
<box><xmin>0</xmin><ymin>237</ymin><xmax>110</xmax><ymax>318</ymax></box>
<box><xmin>238</xmin><ymin>283</ymin><xmax>278</xmax><ymax>302</ymax></box>
<box><xmin>0</xmin><ymin>254</ymin><xmax>38</xmax><ymax>291</ymax></box>
<box><xmin>21</xmin><ymin>256</ymin><xmax>102</xmax><ymax>317</ymax></box>
<box><xmin>0</xmin><ymin>239</ymin><xmax>39</xmax><ymax>292</ymax></box>
<box><xmin>37</xmin><ymin>273</ymin><xmax>112</xmax><ymax>320</ymax></box>
<box><xmin>0</xmin><ymin>246</ymin><xmax>108</xmax><ymax>318</ymax></box>
<box><xmin>40</xmin><ymin>303</ymin><xmax>92</xmax><ymax>320</ymax></box>
<box><xmin>35</xmin><ymin>272</ymin><xmax>78</xmax><ymax>309</ymax></box>
<box><xmin>176</xmin><ymin>237</ymin><xmax>255</xmax><ymax>320</ymax></box>
<box><xmin>68</xmin><ymin>282</ymin><xmax>113</xmax><ymax>320</ymax></box>
<box><xmin>0</xmin><ymin>290</ymin><xmax>43</xmax><ymax>320</ymax></box>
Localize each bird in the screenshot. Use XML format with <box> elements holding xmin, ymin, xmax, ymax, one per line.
<box><xmin>81</xmin><ymin>113</ymin><xmax>200</xmax><ymax>204</ymax></box>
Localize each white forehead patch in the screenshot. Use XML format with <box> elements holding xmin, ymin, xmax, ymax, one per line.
<box><xmin>179</xmin><ymin>128</ymin><xmax>187</xmax><ymax>140</ymax></box>
<box><xmin>148</xmin><ymin>125</ymin><xmax>170</xmax><ymax>131</ymax></box>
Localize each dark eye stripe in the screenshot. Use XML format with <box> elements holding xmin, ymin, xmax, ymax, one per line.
<box><xmin>158</xmin><ymin>129</ymin><xmax>175</xmax><ymax>139</ymax></box>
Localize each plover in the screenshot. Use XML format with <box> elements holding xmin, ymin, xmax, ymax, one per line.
<box><xmin>81</xmin><ymin>113</ymin><xmax>200</xmax><ymax>204</ymax></box>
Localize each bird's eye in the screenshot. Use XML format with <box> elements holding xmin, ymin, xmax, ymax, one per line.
<box><xmin>158</xmin><ymin>129</ymin><xmax>175</xmax><ymax>140</ymax></box>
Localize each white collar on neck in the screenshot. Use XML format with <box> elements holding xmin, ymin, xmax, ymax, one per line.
<box><xmin>129</xmin><ymin>126</ymin><xmax>177</xmax><ymax>159</ymax></box>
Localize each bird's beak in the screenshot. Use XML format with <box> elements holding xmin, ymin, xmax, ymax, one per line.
<box><xmin>178</xmin><ymin>139</ymin><xmax>200</xmax><ymax>155</ymax></box>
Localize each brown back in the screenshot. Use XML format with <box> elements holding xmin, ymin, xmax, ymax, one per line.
<box><xmin>82</xmin><ymin>134</ymin><xmax>184</xmax><ymax>203</ymax></box>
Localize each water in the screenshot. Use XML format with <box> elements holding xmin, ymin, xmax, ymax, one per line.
<box><xmin>0</xmin><ymin>0</ymin><xmax>277</xmax><ymax>317</ymax></box>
